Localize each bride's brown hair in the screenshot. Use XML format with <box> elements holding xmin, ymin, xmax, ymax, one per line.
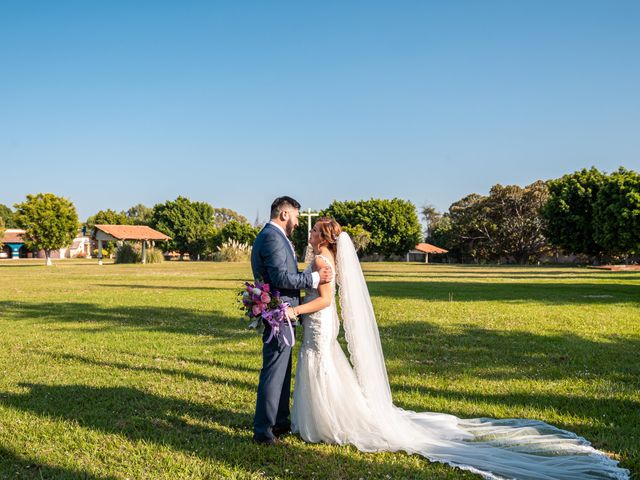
<box><xmin>314</xmin><ymin>217</ymin><xmax>342</xmax><ymax>257</ymax></box>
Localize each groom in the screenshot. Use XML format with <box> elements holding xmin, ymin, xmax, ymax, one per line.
<box><xmin>251</xmin><ymin>196</ymin><xmax>332</xmax><ymax>445</ymax></box>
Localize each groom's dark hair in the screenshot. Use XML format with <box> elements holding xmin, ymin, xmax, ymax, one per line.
<box><xmin>270</xmin><ymin>196</ymin><xmax>301</xmax><ymax>219</ymax></box>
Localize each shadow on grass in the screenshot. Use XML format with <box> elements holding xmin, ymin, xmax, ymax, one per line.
<box><xmin>0</xmin><ymin>446</ymin><xmax>118</xmax><ymax>480</ymax></box>
<box><xmin>0</xmin><ymin>383</ymin><xmax>476</xmax><ymax>480</ymax></box>
<box><xmin>30</xmin><ymin>350</ymin><xmax>258</xmax><ymax>390</ymax></box>
<box><xmin>366</xmin><ymin>280</ymin><xmax>640</xmax><ymax>304</ymax></box>
<box><xmin>0</xmin><ymin>301</ymin><xmax>246</xmax><ymax>338</ymax></box>
<box><xmin>96</xmin><ymin>283</ymin><xmax>238</xmax><ymax>291</ymax></box>
<box><xmin>364</xmin><ymin>272</ymin><xmax>640</xmax><ymax>281</ymax></box>
<box><xmin>380</xmin><ymin>321</ymin><xmax>640</xmax><ymax>383</ymax></box>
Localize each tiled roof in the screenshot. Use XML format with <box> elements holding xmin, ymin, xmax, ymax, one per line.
<box><xmin>94</xmin><ymin>225</ymin><xmax>171</xmax><ymax>241</ymax></box>
<box><xmin>414</xmin><ymin>243</ymin><xmax>448</xmax><ymax>254</ymax></box>
<box><xmin>1</xmin><ymin>229</ymin><xmax>26</xmax><ymax>243</ymax></box>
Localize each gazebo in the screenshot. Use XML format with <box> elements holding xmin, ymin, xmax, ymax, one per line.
<box><xmin>406</xmin><ymin>243</ymin><xmax>448</xmax><ymax>263</ymax></box>
<box><xmin>92</xmin><ymin>225</ymin><xmax>171</xmax><ymax>265</ymax></box>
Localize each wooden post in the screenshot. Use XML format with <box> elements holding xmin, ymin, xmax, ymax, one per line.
<box><xmin>98</xmin><ymin>239</ymin><xmax>103</xmax><ymax>265</ymax></box>
<box><xmin>141</xmin><ymin>240</ymin><xmax>146</xmax><ymax>264</ymax></box>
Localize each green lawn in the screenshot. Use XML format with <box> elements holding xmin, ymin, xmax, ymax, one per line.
<box><xmin>0</xmin><ymin>260</ymin><xmax>638</xmax><ymax>479</ymax></box>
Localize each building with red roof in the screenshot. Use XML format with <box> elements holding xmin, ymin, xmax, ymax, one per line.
<box><xmin>406</xmin><ymin>243</ymin><xmax>449</xmax><ymax>263</ymax></box>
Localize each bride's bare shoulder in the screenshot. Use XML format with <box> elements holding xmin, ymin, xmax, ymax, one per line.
<box><xmin>314</xmin><ymin>251</ymin><xmax>335</xmax><ymax>271</ymax></box>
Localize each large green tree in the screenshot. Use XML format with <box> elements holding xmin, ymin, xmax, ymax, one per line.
<box><xmin>444</xmin><ymin>181</ymin><xmax>550</xmax><ymax>264</ymax></box>
<box><xmin>150</xmin><ymin>196</ymin><xmax>215</xmax><ymax>260</ymax></box>
<box><xmin>220</xmin><ymin>220</ymin><xmax>260</xmax><ymax>245</ymax></box>
<box><xmin>85</xmin><ymin>209</ymin><xmax>132</xmax><ymax>231</ymax></box>
<box><xmin>447</xmin><ymin>193</ymin><xmax>493</xmax><ymax>262</ymax></box>
<box><xmin>485</xmin><ymin>181</ymin><xmax>550</xmax><ymax>263</ymax></box>
<box><xmin>126</xmin><ymin>204</ymin><xmax>153</xmax><ymax>225</ymax></box>
<box><xmin>542</xmin><ymin>167</ymin><xmax>606</xmax><ymax>257</ymax></box>
<box><xmin>429</xmin><ymin>214</ymin><xmax>453</xmax><ymax>252</ymax></box>
<box><xmin>14</xmin><ymin>193</ymin><xmax>79</xmax><ymax>266</ymax></box>
<box><xmin>593</xmin><ymin>167</ymin><xmax>640</xmax><ymax>256</ymax></box>
<box><xmin>0</xmin><ymin>204</ymin><xmax>17</xmax><ymax>228</ymax></box>
<box><xmin>213</xmin><ymin>208</ymin><xmax>248</xmax><ymax>229</ymax></box>
<box><xmin>324</xmin><ymin>198</ymin><xmax>422</xmax><ymax>257</ymax></box>
<box><xmin>290</xmin><ymin>215</ymin><xmax>311</xmax><ymax>258</ymax></box>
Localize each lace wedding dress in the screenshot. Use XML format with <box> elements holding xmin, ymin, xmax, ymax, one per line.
<box><xmin>291</xmin><ymin>233</ymin><xmax>629</xmax><ymax>480</ymax></box>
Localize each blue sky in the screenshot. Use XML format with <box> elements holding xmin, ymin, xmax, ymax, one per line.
<box><xmin>1</xmin><ymin>1</ymin><xmax>638</xmax><ymax>223</ymax></box>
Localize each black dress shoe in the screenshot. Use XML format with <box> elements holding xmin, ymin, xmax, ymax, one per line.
<box><xmin>253</xmin><ymin>436</ymin><xmax>281</xmax><ymax>445</ymax></box>
<box><xmin>272</xmin><ymin>425</ymin><xmax>291</xmax><ymax>438</ymax></box>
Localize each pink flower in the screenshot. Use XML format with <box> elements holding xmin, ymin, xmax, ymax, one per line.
<box><xmin>252</xmin><ymin>304</ymin><xmax>262</xmax><ymax>316</ymax></box>
<box><xmin>260</xmin><ymin>292</ymin><xmax>271</xmax><ymax>303</ymax></box>
<box><xmin>262</xmin><ymin>284</ymin><xmax>270</xmax><ymax>293</ymax></box>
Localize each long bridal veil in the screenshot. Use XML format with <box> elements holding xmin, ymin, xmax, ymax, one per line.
<box><xmin>334</xmin><ymin>232</ymin><xmax>629</xmax><ymax>480</ymax></box>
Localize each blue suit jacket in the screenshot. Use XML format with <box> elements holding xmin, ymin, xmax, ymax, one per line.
<box><xmin>251</xmin><ymin>223</ymin><xmax>312</xmax><ymax>308</ymax></box>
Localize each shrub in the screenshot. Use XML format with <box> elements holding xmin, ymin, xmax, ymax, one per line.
<box><xmin>342</xmin><ymin>224</ymin><xmax>372</xmax><ymax>253</ymax></box>
<box><xmin>214</xmin><ymin>239</ymin><xmax>251</xmax><ymax>262</ymax></box>
<box><xmin>144</xmin><ymin>248</ymin><xmax>164</xmax><ymax>264</ymax></box>
<box><xmin>93</xmin><ymin>248</ymin><xmax>110</xmax><ymax>258</ymax></box>
<box><xmin>115</xmin><ymin>243</ymin><xmax>141</xmax><ymax>264</ymax></box>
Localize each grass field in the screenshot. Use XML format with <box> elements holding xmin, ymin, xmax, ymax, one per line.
<box><xmin>0</xmin><ymin>259</ymin><xmax>638</xmax><ymax>479</ymax></box>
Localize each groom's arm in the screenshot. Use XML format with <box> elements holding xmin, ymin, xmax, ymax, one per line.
<box><xmin>262</xmin><ymin>234</ymin><xmax>314</xmax><ymax>291</ymax></box>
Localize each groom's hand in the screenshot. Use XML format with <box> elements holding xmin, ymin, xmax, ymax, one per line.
<box><xmin>318</xmin><ymin>266</ymin><xmax>333</xmax><ymax>284</ymax></box>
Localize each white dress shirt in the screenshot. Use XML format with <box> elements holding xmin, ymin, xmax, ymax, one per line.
<box><xmin>269</xmin><ymin>221</ymin><xmax>320</xmax><ymax>289</ymax></box>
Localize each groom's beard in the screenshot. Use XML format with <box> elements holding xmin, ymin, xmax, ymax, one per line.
<box><xmin>285</xmin><ymin>221</ymin><xmax>296</xmax><ymax>238</ymax></box>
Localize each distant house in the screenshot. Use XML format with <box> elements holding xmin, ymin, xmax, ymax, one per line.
<box><xmin>92</xmin><ymin>224</ymin><xmax>171</xmax><ymax>264</ymax></box>
<box><xmin>1</xmin><ymin>228</ymin><xmax>92</xmax><ymax>259</ymax></box>
<box><xmin>1</xmin><ymin>229</ymin><xmax>29</xmax><ymax>259</ymax></box>
<box><xmin>68</xmin><ymin>236</ymin><xmax>92</xmax><ymax>258</ymax></box>
<box><xmin>406</xmin><ymin>243</ymin><xmax>448</xmax><ymax>263</ymax></box>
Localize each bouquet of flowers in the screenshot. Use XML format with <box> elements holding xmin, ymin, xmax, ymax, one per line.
<box><xmin>239</xmin><ymin>281</ymin><xmax>295</xmax><ymax>346</ymax></box>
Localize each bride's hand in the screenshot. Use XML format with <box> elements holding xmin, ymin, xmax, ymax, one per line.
<box><xmin>286</xmin><ymin>307</ymin><xmax>298</xmax><ymax>320</ymax></box>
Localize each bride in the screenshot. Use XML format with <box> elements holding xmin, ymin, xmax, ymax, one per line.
<box><xmin>286</xmin><ymin>217</ymin><xmax>629</xmax><ymax>480</ymax></box>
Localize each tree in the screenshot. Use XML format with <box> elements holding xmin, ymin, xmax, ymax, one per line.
<box><xmin>429</xmin><ymin>214</ymin><xmax>453</xmax><ymax>252</ymax></box>
<box><xmin>324</xmin><ymin>198</ymin><xmax>423</xmax><ymax>257</ymax></box>
<box><xmin>213</xmin><ymin>208</ymin><xmax>248</xmax><ymax>229</ymax></box>
<box><xmin>14</xmin><ymin>193</ymin><xmax>79</xmax><ymax>266</ymax></box>
<box><xmin>542</xmin><ymin>167</ymin><xmax>606</xmax><ymax>258</ymax></box>
<box><xmin>291</xmin><ymin>215</ymin><xmax>311</xmax><ymax>258</ymax></box>
<box><xmin>220</xmin><ymin>220</ymin><xmax>260</xmax><ymax>245</ymax></box>
<box><xmin>484</xmin><ymin>181</ymin><xmax>550</xmax><ymax>263</ymax></box>
<box><xmin>593</xmin><ymin>167</ymin><xmax>640</xmax><ymax>257</ymax></box>
<box><xmin>421</xmin><ymin>204</ymin><xmax>442</xmax><ymax>239</ymax></box>
<box><xmin>150</xmin><ymin>196</ymin><xmax>215</xmax><ymax>260</ymax></box>
<box><xmin>443</xmin><ymin>181</ymin><xmax>550</xmax><ymax>264</ymax></box>
<box><xmin>0</xmin><ymin>217</ymin><xmax>5</xmax><ymax>250</ymax></box>
<box><xmin>0</xmin><ymin>204</ymin><xmax>17</xmax><ymax>228</ymax></box>
<box><xmin>85</xmin><ymin>209</ymin><xmax>132</xmax><ymax>231</ymax></box>
<box><xmin>447</xmin><ymin>193</ymin><xmax>493</xmax><ymax>262</ymax></box>
<box><xmin>342</xmin><ymin>224</ymin><xmax>372</xmax><ymax>253</ymax></box>
<box><xmin>126</xmin><ymin>204</ymin><xmax>153</xmax><ymax>225</ymax></box>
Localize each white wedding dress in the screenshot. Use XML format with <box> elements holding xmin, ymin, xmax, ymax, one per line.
<box><xmin>291</xmin><ymin>233</ymin><xmax>629</xmax><ymax>480</ymax></box>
